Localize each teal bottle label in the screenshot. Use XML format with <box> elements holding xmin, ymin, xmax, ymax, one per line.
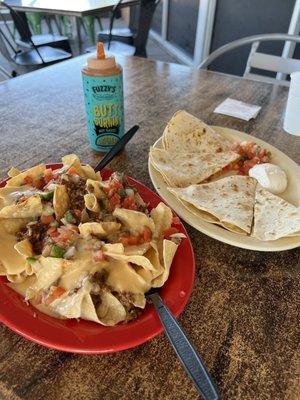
<box><xmin>82</xmin><ymin>72</ymin><xmax>124</xmax><ymax>152</ymax></box>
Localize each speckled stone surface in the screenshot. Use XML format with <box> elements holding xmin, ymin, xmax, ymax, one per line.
<box><xmin>0</xmin><ymin>55</ymin><xmax>299</xmax><ymax>400</ymax></box>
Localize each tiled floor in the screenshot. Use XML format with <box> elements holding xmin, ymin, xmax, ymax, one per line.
<box><xmin>0</xmin><ymin>17</ymin><xmax>180</xmax><ymax>83</ymax></box>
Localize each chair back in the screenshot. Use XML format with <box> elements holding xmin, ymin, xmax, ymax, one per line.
<box><xmin>0</xmin><ymin>8</ymin><xmax>19</xmax><ymax>62</ymax></box>
<box><xmin>199</xmin><ymin>34</ymin><xmax>300</xmax><ymax>86</ymax></box>
<box><xmin>133</xmin><ymin>0</ymin><xmax>161</xmax><ymax>57</ymax></box>
<box><xmin>0</xmin><ymin>4</ymin><xmax>45</xmax><ymax>64</ymax></box>
<box><xmin>2</xmin><ymin>2</ymin><xmax>32</xmax><ymax>42</ymax></box>
<box><xmin>244</xmin><ymin>40</ymin><xmax>300</xmax><ymax>86</ymax></box>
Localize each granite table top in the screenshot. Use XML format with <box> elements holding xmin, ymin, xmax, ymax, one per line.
<box><xmin>0</xmin><ymin>54</ymin><xmax>299</xmax><ymax>400</ymax></box>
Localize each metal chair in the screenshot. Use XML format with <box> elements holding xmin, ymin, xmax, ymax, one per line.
<box><xmin>1</xmin><ymin>2</ymin><xmax>72</xmax><ymax>54</ymax></box>
<box><xmin>97</xmin><ymin>0</ymin><xmax>161</xmax><ymax>57</ymax></box>
<box><xmin>199</xmin><ymin>34</ymin><xmax>300</xmax><ymax>86</ymax></box>
<box><xmin>0</xmin><ymin>11</ymin><xmax>72</xmax><ymax>77</ymax></box>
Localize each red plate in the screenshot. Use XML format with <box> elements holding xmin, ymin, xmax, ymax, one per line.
<box><xmin>0</xmin><ymin>164</ymin><xmax>195</xmax><ymax>354</ymax></box>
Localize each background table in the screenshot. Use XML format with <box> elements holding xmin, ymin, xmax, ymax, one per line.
<box><xmin>0</xmin><ymin>55</ymin><xmax>299</xmax><ymax>400</ymax></box>
<box><xmin>5</xmin><ymin>0</ymin><xmax>139</xmax><ymax>52</ymax></box>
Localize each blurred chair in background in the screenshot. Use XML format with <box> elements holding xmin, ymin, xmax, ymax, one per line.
<box><xmin>0</xmin><ymin>8</ymin><xmax>72</xmax><ymax>77</ymax></box>
<box><xmin>199</xmin><ymin>33</ymin><xmax>300</xmax><ymax>86</ymax></box>
<box><xmin>97</xmin><ymin>0</ymin><xmax>161</xmax><ymax>57</ymax></box>
<box><xmin>2</xmin><ymin>2</ymin><xmax>72</xmax><ymax>53</ymax></box>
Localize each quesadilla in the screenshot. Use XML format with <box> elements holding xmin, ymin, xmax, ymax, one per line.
<box><xmin>150</xmin><ymin>147</ymin><xmax>240</xmax><ymax>188</ymax></box>
<box><xmin>252</xmin><ymin>186</ymin><xmax>300</xmax><ymax>241</ymax></box>
<box><xmin>162</xmin><ymin>110</ymin><xmax>231</xmax><ymax>154</ymax></box>
<box><xmin>168</xmin><ymin>176</ymin><xmax>257</xmax><ymax>234</ymax></box>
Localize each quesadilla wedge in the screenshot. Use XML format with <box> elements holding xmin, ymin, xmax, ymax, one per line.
<box><xmin>252</xmin><ymin>186</ymin><xmax>300</xmax><ymax>241</ymax></box>
<box><xmin>168</xmin><ymin>176</ymin><xmax>257</xmax><ymax>234</ymax></box>
<box><xmin>150</xmin><ymin>147</ymin><xmax>240</xmax><ymax>188</ymax></box>
<box><xmin>162</xmin><ymin>110</ymin><xmax>231</xmax><ymax>154</ymax></box>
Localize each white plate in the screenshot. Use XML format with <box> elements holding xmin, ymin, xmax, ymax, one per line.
<box><xmin>148</xmin><ymin>126</ymin><xmax>300</xmax><ymax>251</ymax></box>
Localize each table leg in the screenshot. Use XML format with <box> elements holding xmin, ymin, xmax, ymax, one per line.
<box><xmin>70</xmin><ymin>16</ymin><xmax>82</xmax><ymax>55</ymax></box>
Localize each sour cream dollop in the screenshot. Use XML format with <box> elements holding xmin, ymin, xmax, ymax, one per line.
<box><xmin>249</xmin><ymin>163</ymin><xmax>288</xmax><ymax>194</ymax></box>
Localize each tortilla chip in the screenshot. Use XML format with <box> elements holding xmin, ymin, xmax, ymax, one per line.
<box><xmin>0</xmin><ymin>261</ymin><xmax>6</xmax><ymax>275</ymax></box>
<box><xmin>62</xmin><ymin>154</ymin><xmax>81</xmax><ymax>168</ymax></box>
<box><xmin>150</xmin><ymin>147</ymin><xmax>240</xmax><ymax>188</ymax></box>
<box><xmin>104</xmin><ymin>251</ymin><xmax>155</xmax><ymax>272</ymax></box>
<box><xmin>152</xmin><ymin>240</ymin><xmax>178</xmax><ymax>287</ymax></box>
<box><xmin>0</xmin><ymin>218</ymin><xmax>29</xmax><ymax>235</ymax></box>
<box><xmin>252</xmin><ymin>186</ymin><xmax>300</xmax><ymax>241</ymax></box>
<box><xmin>0</xmin><ymin>186</ymin><xmax>38</xmax><ymax>209</ymax></box>
<box><xmin>0</xmin><ymin>194</ymin><xmax>43</xmax><ymax>219</ymax></box>
<box><xmin>7</xmin><ymin>167</ymin><xmax>21</xmax><ymax>178</ymax></box>
<box><xmin>150</xmin><ymin>202</ymin><xmax>173</xmax><ymax>239</ymax></box>
<box><xmin>80</xmin><ymin>165</ymin><xmax>101</xmax><ymax>181</ymax></box>
<box><xmin>53</xmin><ymin>185</ymin><xmax>69</xmax><ymax>220</ymax></box>
<box><xmin>84</xmin><ymin>193</ymin><xmax>100</xmax><ymax>213</ymax></box>
<box><xmin>106</xmin><ymin>259</ymin><xmax>150</xmax><ymax>293</ymax></box>
<box><xmin>96</xmin><ymin>291</ymin><xmax>127</xmax><ymax>326</ymax></box>
<box><xmin>113</xmin><ymin>208</ymin><xmax>155</xmax><ymax>235</ymax></box>
<box><xmin>86</xmin><ymin>179</ymin><xmax>104</xmax><ymax>198</ymax></box>
<box><xmin>103</xmin><ymin>243</ymin><xmax>124</xmax><ymax>253</ymax></box>
<box><xmin>124</xmin><ymin>242</ymin><xmax>151</xmax><ymax>255</ymax></box>
<box><xmin>32</xmin><ymin>256</ymin><xmax>63</xmax><ymax>291</ymax></box>
<box><xmin>79</xmin><ymin>221</ymin><xmax>120</xmax><ymax>238</ymax></box>
<box><xmin>5</xmin><ymin>164</ymin><xmax>46</xmax><ymax>187</ymax></box>
<box><xmin>62</xmin><ymin>154</ymin><xmax>101</xmax><ymax>180</ymax></box>
<box><xmin>14</xmin><ymin>239</ymin><xmax>34</xmax><ymax>258</ymax></box>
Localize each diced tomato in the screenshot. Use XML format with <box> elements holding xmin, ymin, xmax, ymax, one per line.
<box><xmin>41</xmin><ymin>215</ymin><xmax>54</xmax><ymax>225</ymax></box>
<box><xmin>18</xmin><ymin>195</ymin><xmax>28</xmax><ymax>203</ymax></box>
<box><xmin>59</xmin><ymin>230</ymin><xmax>73</xmax><ymax>243</ymax></box>
<box><xmin>122</xmin><ymin>196</ymin><xmax>137</xmax><ymax>210</ymax></box>
<box><xmin>128</xmin><ymin>236</ymin><xmax>140</xmax><ymax>245</ymax></box>
<box><xmin>172</xmin><ymin>216</ymin><xmax>181</xmax><ymax>225</ymax></box>
<box><xmin>142</xmin><ymin>226</ymin><xmax>152</xmax><ymax>242</ymax></box>
<box><xmin>23</xmin><ymin>175</ymin><xmax>33</xmax><ymax>185</ymax></box>
<box><xmin>44</xmin><ymin>286</ymin><xmax>66</xmax><ymax>305</ymax></box>
<box><xmin>33</xmin><ymin>178</ymin><xmax>45</xmax><ymax>189</ymax></box>
<box><xmin>47</xmin><ymin>227</ymin><xmax>59</xmax><ymax>238</ymax></box>
<box><xmin>92</xmin><ymin>249</ymin><xmax>106</xmax><ymax>262</ymax></box>
<box><xmin>110</xmin><ymin>180</ymin><xmax>123</xmax><ymax>191</ymax></box>
<box><xmin>119</xmin><ymin>234</ymin><xmax>140</xmax><ymax>246</ymax></box>
<box><xmin>108</xmin><ymin>192</ymin><xmax>121</xmax><ymax>211</ymax></box>
<box><xmin>44</xmin><ymin>168</ymin><xmax>54</xmax><ymax>184</ymax></box>
<box><xmin>119</xmin><ymin>236</ymin><xmax>131</xmax><ymax>246</ymax></box>
<box><xmin>67</xmin><ymin>166</ymin><xmax>78</xmax><ymax>175</ymax></box>
<box><xmin>163</xmin><ymin>227</ymin><xmax>179</xmax><ymax>239</ymax></box>
<box><xmin>73</xmin><ymin>209</ymin><xmax>82</xmax><ymax>219</ymax></box>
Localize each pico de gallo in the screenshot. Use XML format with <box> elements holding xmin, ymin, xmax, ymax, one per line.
<box><xmin>230</xmin><ymin>140</ymin><xmax>271</xmax><ymax>175</ymax></box>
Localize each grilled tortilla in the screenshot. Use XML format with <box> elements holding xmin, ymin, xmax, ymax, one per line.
<box><xmin>252</xmin><ymin>186</ymin><xmax>300</xmax><ymax>241</ymax></box>
<box><xmin>162</xmin><ymin>110</ymin><xmax>231</xmax><ymax>154</ymax></box>
<box><xmin>150</xmin><ymin>147</ymin><xmax>240</xmax><ymax>188</ymax></box>
<box><xmin>168</xmin><ymin>176</ymin><xmax>257</xmax><ymax>234</ymax></box>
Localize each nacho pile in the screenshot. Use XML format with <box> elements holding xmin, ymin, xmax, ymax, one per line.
<box><xmin>0</xmin><ymin>155</ymin><xmax>183</xmax><ymax>325</ymax></box>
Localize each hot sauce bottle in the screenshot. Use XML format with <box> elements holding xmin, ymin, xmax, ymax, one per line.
<box><xmin>82</xmin><ymin>42</ymin><xmax>125</xmax><ymax>152</ymax></box>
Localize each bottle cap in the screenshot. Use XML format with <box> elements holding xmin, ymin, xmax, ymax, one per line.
<box><xmin>87</xmin><ymin>42</ymin><xmax>116</xmax><ymax>70</ymax></box>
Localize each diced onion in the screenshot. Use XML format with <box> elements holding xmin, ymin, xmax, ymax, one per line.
<box><xmin>125</xmin><ymin>188</ymin><xmax>135</xmax><ymax>197</ymax></box>
<box><xmin>45</xmin><ymin>183</ymin><xmax>57</xmax><ymax>191</ymax></box>
<box><xmin>42</xmin><ymin>245</ymin><xmax>52</xmax><ymax>257</ymax></box>
<box><xmin>64</xmin><ymin>246</ymin><xmax>76</xmax><ymax>259</ymax></box>
<box><xmin>170</xmin><ymin>233</ymin><xmax>187</xmax><ymax>239</ymax></box>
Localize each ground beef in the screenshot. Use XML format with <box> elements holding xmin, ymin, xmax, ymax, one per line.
<box><xmin>91</xmin><ymin>271</ymin><xmax>141</xmax><ymax>322</ymax></box>
<box><xmin>92</xmin><ymin>270</ymin><xmax>109</xmax><ymax>289</ymax></box>
<box><xmin>62</xmin><ymin>176</ymin><xmax>87</xmax><ymax>211</ymax></box>
<box><xmin>112</xmin><ymin>291</ymin><xmax>142</xmax><ymax>322</ymax></box>
<box><xmin>17</xmin><ymin>221</ymin><xmax>48</xmax><ymax>254</ymax></box>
